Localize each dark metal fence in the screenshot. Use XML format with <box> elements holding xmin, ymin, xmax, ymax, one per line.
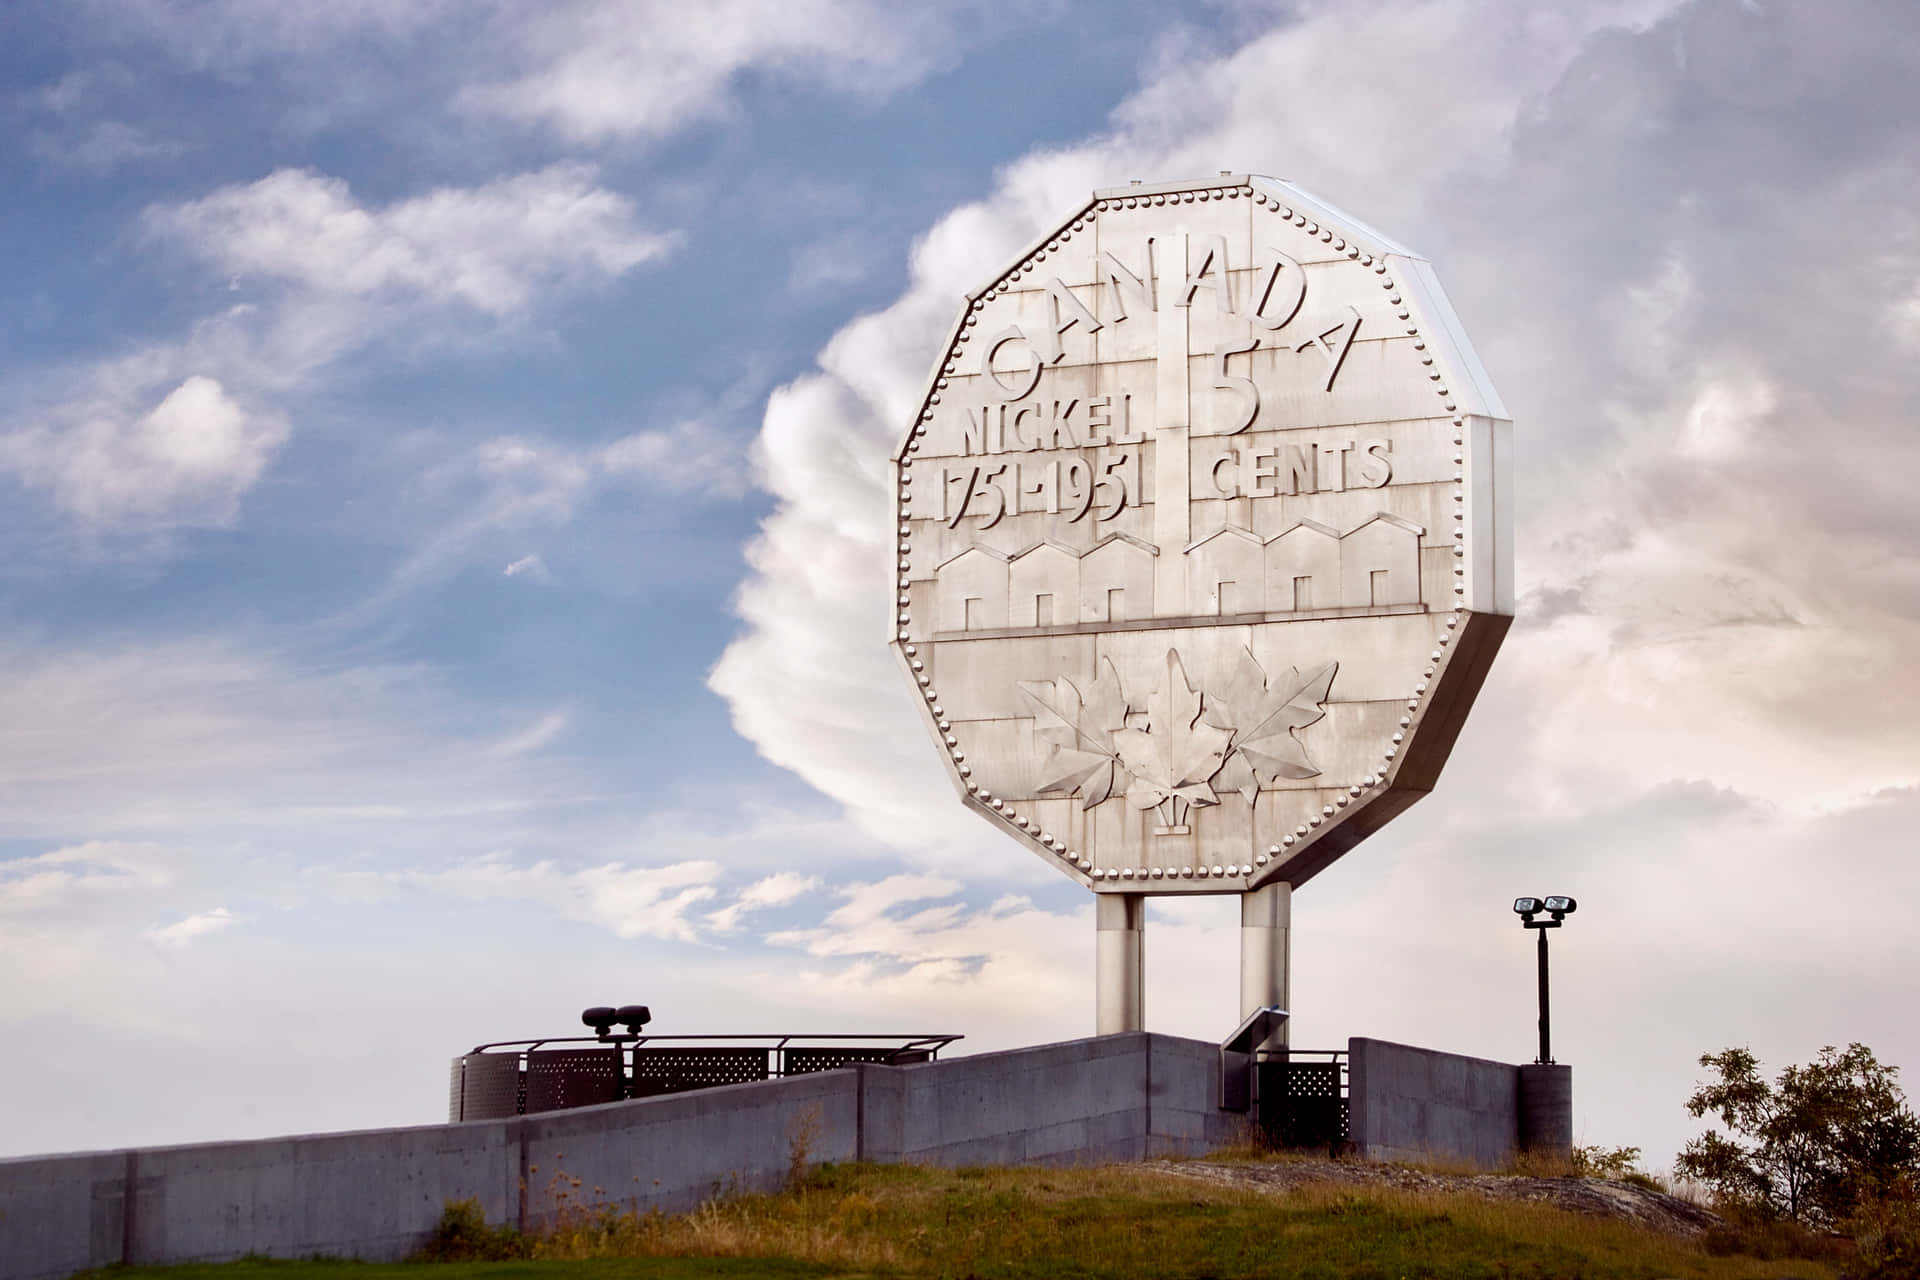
<box><xmin>1254</xmin><ymin>1048</ymin><xmax>1349</xmax><ymax>1150</ymax></box>
<box><xmin>449</xmin><ymin>1034</ymin><xmax>962</xmax><ymax>1122</ymax></box>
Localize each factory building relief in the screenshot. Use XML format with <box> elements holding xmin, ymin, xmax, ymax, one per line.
<box><xmin>934</xmin><ymin>512</ymin><xmax>1425</xmax><ymax>634</ymax></box>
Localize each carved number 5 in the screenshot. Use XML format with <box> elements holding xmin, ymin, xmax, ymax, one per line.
<box><xmin>1211</xmin><ymin>337</ymin><xmax>1260</xmax><ymax>435</ymax></box>
<box><xmin>1092</xmin><ymin>451</ymin><xmax>1137</xmax><ymax>521</ymax></box>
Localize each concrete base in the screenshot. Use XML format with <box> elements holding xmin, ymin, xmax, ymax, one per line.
<box><xmin>1518</xmin><ymin>1063</ymin><xmax>1573</xmax><ymax>1159</ymax></box>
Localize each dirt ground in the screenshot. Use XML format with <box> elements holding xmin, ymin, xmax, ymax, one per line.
<box><xmin>1146</xmin><ymin>1157</ymin><xmax>1726</xmax><ymax>1239</ymax></box>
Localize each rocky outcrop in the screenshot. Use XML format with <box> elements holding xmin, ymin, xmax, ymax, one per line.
<box><xmin>1146</xmin><ymin>1157</ymin><xmax>1725</xmax><ymax>1239</ymax></box>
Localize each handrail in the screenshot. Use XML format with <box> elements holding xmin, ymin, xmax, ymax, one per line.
<box><xmin>450</xmin><ymin>1033</ymin><xmax>964</xmax><ymax>1123</ymax></box>
<box><xmin>1253</xmin><ymin>1046</ymin><xmax>1347</xmax><ymax>1063</ymax></box>
<box><xmin>467</xmin><ymin>1032</ymin><xmax>963</xmax><ymax>1058</ymax></box>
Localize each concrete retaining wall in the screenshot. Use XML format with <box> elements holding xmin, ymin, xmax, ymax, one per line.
<box><xmin>0</xmin><ymin>1032</ymin><xmax>1237</xmax><ymax>1280</ymax></box>
<box><xmin>1149</xmin><ymin>1033</ymin><xmax>1245</xmax><ymax>1156</ymax></box>
<box><xmin>1347</xmin><ymin>1037</ymin><xmax>1524</xmax><ymax>1170</ymax></box>
<box><xmin>2</xmin><ymin>1031</ymin><xmax>1562</xmax><ymax>1277</ymax></box>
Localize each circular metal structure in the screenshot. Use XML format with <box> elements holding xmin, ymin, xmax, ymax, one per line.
<box><xmin>892</xmin><ymin>175</ymin><xmax>1512</xmax><ymax>895</ymax></box>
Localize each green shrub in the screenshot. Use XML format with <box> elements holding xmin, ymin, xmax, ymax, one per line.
<box><xmin>1574</xmin><ymin>1144</ymin><xmax>1645</xmax><ymax>1180</ymax></box>
<box><xmin>1698</xmin><ymin>1206</ymin><xmax>1851</xmax><ymax>1264</ymax></box>
<box><xmin>410</xmin><ymin>1197</ymin><xmax>527</xmax><ymax>1262</ymax></box>
<box><xmin>1843</xmin><ymin>1172</ymin><xmax>1920</xmax><ymax>1279</ymax></box>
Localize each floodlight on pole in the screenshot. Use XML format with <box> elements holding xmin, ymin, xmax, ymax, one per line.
<box><xmin>1514</xmin><ymin>896</ymin><xmax>1576</xmax><ymax>1064</ymax></box>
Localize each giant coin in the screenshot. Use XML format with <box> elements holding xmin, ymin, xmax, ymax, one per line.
<box><xmin>892</xmin><ymin>176</ymin><xmax>1512</xmax><ymax>893</ymax></box>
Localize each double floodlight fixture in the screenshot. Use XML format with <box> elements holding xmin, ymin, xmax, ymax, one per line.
<box><xmin>581</xmin><ymin>1004</ymin><xmax>653</xmax><ymax>1039</ymax></box>
<box><xmin>1513</xmin><ymin>895</ymin><xmax>1577</xmax><ymax>923</ymax></box>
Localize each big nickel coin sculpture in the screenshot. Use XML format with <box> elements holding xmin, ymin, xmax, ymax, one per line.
<box><xmin>891</xmin><ymin>176</ymin><xmax>1513</xmax><ymax>1033</ymax></box>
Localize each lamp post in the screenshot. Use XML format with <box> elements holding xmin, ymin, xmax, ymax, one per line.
<box><xmin>1512</xmin><ymin>897</ymin><xmax>1576</xmax><ymax>1064</ymax></box>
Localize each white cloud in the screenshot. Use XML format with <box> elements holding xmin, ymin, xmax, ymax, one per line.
<box><xmin>401</xmin><ymin>853</ymin><xmax>722</xmax><ymax>942</ymax></box>
<box><xmin>345</xmin><ymin>434</ymin><xmax>594</xmax><ymax>610</ymax></box>
<box><xmin>485</xmin><ymin>709</ymin><xmax>573</xmax><ymax>759</ymax></box>
<box><xmin>84</xmin><ymin>0</ymin><xmax>457</xmax><ymax>70</ymax></box>
<box><xmin>503</xmin><ymin>553</ymin><xmax>552</xmax><ymax>581</ymax></box>
<box><xmin>363</xmin><ymin>421</ymin><xmax>750</xmax><ymax>608</ymax></box>
<box><xmin>0</xmin><ymin>842</ymin><xmax>176</xmax><ymax>911</ymax></box>
<box><xmin>602</xmin><ymin>418</ymin><xmax>751</xmax><ymax>500</ymax></box>
<box><xmin>744</xmin><ymin>879</ymin><xmax>1245</xmax><ymax>1050</ymax></box>
<box><xmin>386</xmin><ymin>854</ymin><xmax>863</xmax><ymax>948</ymax></box>
<box><xmin>1892</xmin><ymin>287</ymin><xmax>1920</xmax><ymax>350</ymax></box>
<box><xmin>787</xmin><ymin>232</ymin><xmax>876</xmax><ymax>295</ymax></box>
<box><xmin>769</xmin><ymin>875</ymin><xmax>966</xmax><ymax>957</ymax></box>
<box><xmin>710</xmin><ymin>367</ymin><xmax>970</xmax><ymax>859</ymax></box>
<box><xmin>3</xmin><ymin>163</ymin><xmax>674</xmax><ymax>539</ymax></box>
<box><xmin>34</xmin><ymin>68</ymin><xmax>109</xmax><ymax>113</ymax></box>
<box><xmin>146</xmin><ymin>907</ymin><xmax>235</xmax><ymax>949</ymax></box>
<box><xmin>0</xmin><ymin>375</ymin><xmax>287</xmax><ymax>530</ymax></box>
<box><xmin>1674</xmin><ymin>370</ymin><xmax>1775</xmax><ymax>462</ymax></box>
<box><xmin>31</xmin><ymin>120</ymin><xmax>185</xmax><ymax>173</ymax></box>
<box><xmin>766</xmin><ymin>875</ymin><xmax>1079</xmax><ymax>992</ymax></box>
<box><xmin>705</xmin><ymin>870</ymin><xmax>819</xmax><ymax>932</ymax></box>
<box><xmin>457</xmin><ymin>0</ymin><xmax>978</xmax><ymax>144</ymax></box>
<box><xmin>145</xmin><ymin>165</ymin><xmax>675</xmax><ymax>319</ymax></box>
<box><xmin>738</xmin><ymin>870</ymin><xmax>819</xmax><ymax>909</ymax></box>
<box><xmin>85</xmin><ymin>0</ymin><xmax>1008</xmax><ymax>151</ymax></box>
<box><xmin>0</xmin><ymin>629</ymin><xmax>574</xmax><ymax>843</ymax></box>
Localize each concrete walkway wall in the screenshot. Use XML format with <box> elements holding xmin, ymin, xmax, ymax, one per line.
<box><xmin>1347</xmin><ymin>1037</ymin><xmax>1524</xmax><ymax>1169</ymax></box>
<box><xmin>0</xmin><ymin>1033</ymin><xmax>1240</xmax><ymax>1280</ymax></box>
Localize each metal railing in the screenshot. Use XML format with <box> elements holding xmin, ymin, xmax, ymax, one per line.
<box><xmin>1253</xmin><ymin>1046</ymin><xmax>1348</xmax><ymax>1076</ymax></box>
<box><xmin>449</xmin><ymin>1033</ymin><xmax>962</xmax><ymax>1122</ymax></box>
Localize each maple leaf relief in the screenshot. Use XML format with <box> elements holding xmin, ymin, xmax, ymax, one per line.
<box><xmin>1203</xmin><ymin>647</ymin><xmax>1337</xmax><ymax>805</ymax></box>
<box><xmin>1018</xmin><ymin>657</ymin><xmax>1134</xmax><ymax>810</ymax></box>
<box><xmin>1017</xmin><ymin>645</ymin><xmax>1337</xmax><ymax>836</ymax></box>
<box><xmin>1112</xmin><ymin>650</ymin><xmax>1233</xmax><ymax>831</ymax></box>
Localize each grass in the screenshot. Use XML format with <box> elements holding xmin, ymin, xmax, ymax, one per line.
<box><xmin>71</xmin><ymin>1264</ymin><xmax>834</xmax><ymax>1280</ymax></box>
<box><xmin>75</xmin><ymin>1160</ymin><xmax>1848</xmax><ymax>1280</ymax></box>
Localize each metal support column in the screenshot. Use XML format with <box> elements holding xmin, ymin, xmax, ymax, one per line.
<box><xmin>1095</xmin><ymin>893</ymin><xmax>1145</xmax><ymax>1034</ymax></box>
<box><xmin>1239</xmin><ymin>882</ymin><xmax>1291</xmax><ymax>1050</ymax></box>
<box><xmin>1536</xmin><ymin>923</ymin><xmax>1552</xmax><ymax>1064</ymax></box>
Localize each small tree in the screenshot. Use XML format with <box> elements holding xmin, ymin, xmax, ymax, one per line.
<box><xmin>1676</xmin><ymin>1043</ymin><xmax>1920</xmax><ymax>1226</ymax></box>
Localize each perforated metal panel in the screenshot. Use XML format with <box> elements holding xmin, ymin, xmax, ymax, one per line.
<box><xmin>523</xmin><ymin>1048</ymin><xmax>623</xmax><ymax>1114</ymax></box>
<box><xmin>453</xmin><ymin>1052</ymin><xmax>525</xmax><ymax>1122</ymax></box>
<box><xmin>1257</xmin><ymin>1059</ymin><xmax>1349</xmax><ymax>1148</ymax></box>
<box><xmin>785</xmin><ymin>1047</ymin><xmax>922</xmax><ymax>1075</ymax></box>
<box><xmin>629</xmin><ymin>1047</ymin><xmax>769</xmax><ymax>1097</ymax></box>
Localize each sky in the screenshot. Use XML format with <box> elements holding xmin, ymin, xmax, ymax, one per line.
<box><xmin>2</xmin><ymin>0</ymin><xmax>1918</xmax><ymax>1177</ymax></box>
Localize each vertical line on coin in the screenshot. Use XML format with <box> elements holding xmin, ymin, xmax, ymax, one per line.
<box><xmin>1153</xmin><ymin>227</ymin><xmax>1192</xmax><ymax>616</ymax></box>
